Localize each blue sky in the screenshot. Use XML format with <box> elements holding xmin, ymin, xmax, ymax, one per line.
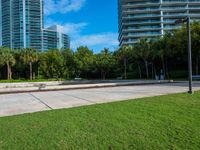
<box><xmin>44</xmin><ymin>0</ymin><xmax>119</xmax><ymax>52</ymax></box>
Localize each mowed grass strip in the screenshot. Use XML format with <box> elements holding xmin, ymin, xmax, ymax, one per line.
<box><xmin>0</xmin><ymin>92</ymin><xmax>200</xmax><ymax>150</ymax></box>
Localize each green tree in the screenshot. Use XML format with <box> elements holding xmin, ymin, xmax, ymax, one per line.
<box><xmin>135</xmin><ymin>39</ymin><xmax>152</xmax><ymax>79</ymax></box>
<box><xmin>61</xmin><ymin>48</ymin><xmax>75</xmax><ymax>79</ymax></box>
<box><xmin>116</xmin><ymin>46</ymin><xmax>132</xmax><ymax>79</ymax></box>
<box><xmin>74</xmin><ymin>46</ymin><xmax>94</xmax><ymax>78</ymax></box>
<box><xmin>131</xmin><ymin>46</ymin><xmax>143</xmax><ymax>79</ymax></box>
<box><xmin>20</xmin><ymin>48</ymin><xmax>38</xmax><ymax>80</ymax></box>
<box><xmin>191</xmin><ymin>22</ymin><xmax>200</xmax><ymax>75</ymax></box>
<box><xmin>95</xmin><ymin>48</ymin><xmax>116</xmax><ymax>79</ymax></box>
<box><xmin>39</xmin><ymin>49</ymin><xmax>65</xmax><ymax>79</ymax></box>
<box><xmin>152</xmin><ymin>32</ymin><xmax>176</xmax><ymax>78</ymax></box>
<box><xmin>169</xmin><ymin>22</ymin><xmax>200</xmax><ymax>76</ymax></box>
<box><xmin>0</xmin><ymin>47</ymin><xmax>16</xmax><ymax>80</ymax></box>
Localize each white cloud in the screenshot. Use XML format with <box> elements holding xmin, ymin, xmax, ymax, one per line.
<box><xmin>45</xmin><ymin>20</ymin><xmax>119</xmax><ymax>51</ymax></box>
<box><xmin>44</xmin><ymin>0</ymin><xmax>86</xmax><ymax>15</ymax></box>
<box><xmin>71</xmin><ymin>33</ymin><xmax>119</xmax><ymax>51</ymax></box>
<box><xmin>45</xmin><ymin>19</ymin><xmax>87</xmax><ymax>35</ymax></box>
<box><xmin>60</xmin><ymin>23</ymin><xmax>88</xmax><ymax>36</ymax></box>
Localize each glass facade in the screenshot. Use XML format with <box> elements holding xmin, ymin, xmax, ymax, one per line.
<box><xmin>118</xmin><ymin>0</ymin><xmax>200</xmax><ymax>46</ymax></box>
<box><xmin>1</xmin><ymin>0</ymin><xmax>12</xmax><ymax>48</ymax></box>
<box><xmin>43</xmin><ymin>25</ymin><xmax>70</xmax><ymax>51</ymax></box>
<box><xmin>27</xmin><ymin>0</ymin><xmax>43</xmax><ymax>50</ymax></box>
<box><xmin>0</xmin><ymin>0</ymin><xmax>70</xmax><ymax>51</ymax></box>
<box><xmin>43</xmin><ymin>30</ymin><xmax>58</xmax><ymax>50</ymax></box>
<box><xmin>0</xmin><ymin>0</ymin><xmax>43</xmax><ymax>49</ymax></box>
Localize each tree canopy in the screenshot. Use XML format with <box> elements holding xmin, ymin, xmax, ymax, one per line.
<box><xmin>1</xmin><ymin>22</ymin><xmax>200</xmax><ymax>80</ymax></box>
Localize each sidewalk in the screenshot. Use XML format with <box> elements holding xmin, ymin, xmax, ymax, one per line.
<box><xmin>0</xmin><ymin>81</ymin><xmax>200</xmax><ymax>117</ymax></box>
<box><xmin>0</xmin><ymin>80</ymin><xmax>172</xmax><ymax>94</ymax></box>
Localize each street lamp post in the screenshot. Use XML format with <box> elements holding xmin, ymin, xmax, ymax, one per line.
<box><xmin>175</xmin><ymin>16</ymin><xmax>193</xmax><ymax>94</ymax></box>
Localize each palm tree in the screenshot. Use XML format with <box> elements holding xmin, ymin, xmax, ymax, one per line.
<box><xmin>152</xmin><ymin>38</ymin><xmax>165</xmax><ymax>78</ymax></box>
<box><xmin>131</xmin><ymin>46</ymin><xmax>142</xmax><ymax>79</ymax></box>
<box><xmin>0</xmin><ymin>47</ymin><xmax>16</xmax><ymax>80</ymax></box>
<box><xmin>117</xmin><ymin>46</ymin><xmax>132</xmax><ymax>79</ymax></box>
<box><xmin>135</xmin><ymin>39</ymin><xmax>152</xmax><ymax>79</ymax></box>
<box><xmin>20</xmin><ymin>48</ymin><xmax>38</xmax><ymax>80</ymax></box>
<box><xmin>96</xmin><ymin>48</ymin><xmax>115</xmax><ymax>79</ymax></box>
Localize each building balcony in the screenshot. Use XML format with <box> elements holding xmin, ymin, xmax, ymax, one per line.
<box><xmin>123</xmin><ymin>15</ymin><xmax>161</xmax><ymax>20</ymax></box>
<box><xmin>122</xmin><ymin>33</ymin><xmax>162</xmax><ymax>39</ymax></box>
<box><xmin>123</xmin><ymin>3</ymin><xmax>160</xmax><ymax>9</ymax></box>
<box><xmin>122</xmin><ymin>21</ymin><xmax>161</xmax><ymax>26</ymax></box>
<box><xmin>122</xmin><ymin>28</ymin><xmax>162</xmax><ymax>33</ymax></box>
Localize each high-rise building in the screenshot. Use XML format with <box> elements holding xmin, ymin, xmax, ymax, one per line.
<box><xmin>0</xmin><ymin>0</ymin><xmax>70</xmax><ymax>50</ymax></box>
<box><xmin>0</xmin><ymin>0</ymin><xmax>43</xmax><ymax>50</ymax></box>
<box><xmin>43</xmin><ymin>25</ymin><xmax>70</xmax><ymax>51</ymax></box>
<box><xmin>118</xmin><ymin>0</ymin><xmax>200</xmax><ymax>47</ymax></box>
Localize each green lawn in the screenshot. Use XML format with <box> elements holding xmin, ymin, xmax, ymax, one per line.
<box><xmin>0</xmin><ymin>93</ymin><xmax>200</xmax><ymax>150</ymax></box>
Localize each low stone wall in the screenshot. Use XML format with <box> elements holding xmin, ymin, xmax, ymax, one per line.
<box><xmin>0</xmin><ymin>80</ymin><xmax>173</xmax><ymax>89</ymax></box>
<box><xmin>0</xmin><ymin>81</ymin><xmax>62</xmax><ymax>89</ymax></box>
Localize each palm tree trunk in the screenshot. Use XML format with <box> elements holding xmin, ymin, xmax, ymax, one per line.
<box><xmin>103</xmin><ymin>72</ymin><xmax>106</xmax><ymax>80</ymax></box>
<box><xmin>9</xmin><ymin>67</ymin><xmax>12</xmax><ymax>80</ymax></box>
<box><xmin>138</xmin><ymin>63</ymin><xmax>142</xmax><ymax>79</ymax></box>
<box><xmin>152</xmin><ymin>63</ymin><xmax>154</xmax><ymax>79</ymax></box>
<box><xmin>196</xmin><ymin>56</ymin><xmax>199</xmax><ymax>75</ymax></box>
<box><xmin>145</xmin><ymin>60</ymin><xmax>149</xmax><ymax>79</ymax></box>
<box><xmin>162</xmin><ymin>56</ymin><xmax>166</xmax><ymax>79</ymax></box>
<box><xmin>124</xmin><ymin>58</ymin><xmax>127</xmax><ymax>79</ymax></box>
<box><xmin>165</xmin><ymin>58</ymin><xmax>169</xmax><ymax>79</ymax></box>
<box><xmin>29</xmin><ymin>62</ymin><xmax>33</xmax><ymax>80</ymax></box>
<box><xmin>6</xmin><ymin>62</ymin><xmax>10</xmax><ymax>80</ymax></box>
<box><xmin>101</xmin><ymin>70</ymin><xmax>103</xmax><ymax>80</ymax></box>
<box><xmin>101</xmin><ymin>70</ymin><xmax>106</xmax><ymax>80</ymax></box>
<box><xmin>154</xmin><ymin>64</ymin><xmax>157</xmax><ymax>79</ymax></box>
<box><xmin>38</xmin><ymin>66</ymin><xmax>40</xmax><ymax>79</ymax></box>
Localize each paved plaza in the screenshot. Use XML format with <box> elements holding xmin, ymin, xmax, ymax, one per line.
<box><xmin>0</xmin><ymin>82</ymin><xmax>200</xmax><ymax>117</ymax></box>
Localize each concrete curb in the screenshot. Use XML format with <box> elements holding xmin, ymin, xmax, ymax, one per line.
<box><xmin>0</xmin><ymin>80</ymin><xmax>174</xmax><ymax>95</ymax></box>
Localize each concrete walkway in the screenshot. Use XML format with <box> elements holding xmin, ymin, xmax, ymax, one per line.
<box><xmin>0</xmin><ymin>82</ymin><xmax>200</xmax><ymax>117</ymax></box>
<box><xmin>0</xmin><ymin>80</ymin><xmax>171</xmax><ymax>94</ymax></box>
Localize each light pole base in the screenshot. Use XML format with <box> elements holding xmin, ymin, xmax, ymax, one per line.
<box><xmin>188</xmin><ymin>90</ymin><xmax>194</xmax><ymax>94</ymax></box>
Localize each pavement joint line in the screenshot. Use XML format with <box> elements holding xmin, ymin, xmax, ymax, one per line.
<box><xmin>28</xmin><ymin>93</ymin><xmax>53</xmax><ymax>110</ymax></box>
<box><xmin>56</xmin><ymin>91</ymin><xmax>97</xmax><ymax>104</ymax></box>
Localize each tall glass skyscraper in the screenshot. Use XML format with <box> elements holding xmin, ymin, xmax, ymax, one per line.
<box><xmin>118</xmin><ymin>0</ymin><xmax>200</xmax><ymax>47</ymax></box>
<box><xmin>0</xmin><ymin>0</ymin><xmax>70</xmax><ymax>50</ymax></box>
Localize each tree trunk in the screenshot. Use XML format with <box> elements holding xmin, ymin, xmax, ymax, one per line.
<box><xmin>101</xmin><ymin>70</ymin><xmax>106</xmax><ymax>80</ymax></box>
<box><xmin>138</xmin><ymin>63</ymin><xmax>142</xmax><ymax>79</ymax></box>
<box><xmin>196</xmin><ymin>56</ymin><xmax>199</xmax><ymax>75</ymax></box>
<box><xmin>124</xmin><ymin>58</ymin><xmax>127</xmax><ymax>80</ymax></box>
<box><xmin>154</xmin><ymin>64</ymin><xmax>157</xmax><ymax>79</ymax></box>
<box><xmin>101</xmin><ymin>70</ymin><xmax>103</xmax><ymax>80</ymax></box>
<box><xmin>38</xmin><ymin>66</ymin><xmax>40</xmax><ymax>79</ymax></box>
<box><xmin>162</xmin><ymin>56</ymin><xmax>166</xmax><ymax>79</ymax></box>
<box><xmin>29</xmin><ymin>62</ymin><xmax>33</xmax><ymax>80</ymax></box>
<box><xmin>144</xmin><ymin>60</ymin><xmax>149</xmax><ymax>79</ymax></box>
<box><xmin>103</xmin><ymin>72</ymin><xmax>106</xmax><ymax>80</ymax></box>
<box><xmin>6</xmin><ymin>62</ymin><xmax>10</xmax><ymax>80</ymax></box>
<box><xmin>152</xmin><ymin>63</ymin><xmax>154</xmax><ymax>79</ymax></box>
<box><xmin>165</xmin><ymin>58</ymin><xmax>169</xmax><ymax>79</ymax></box>
<box><xmin>9</xmin><ymin>68</ymin><xmax>12</xmax><ymax>80</ymax></box>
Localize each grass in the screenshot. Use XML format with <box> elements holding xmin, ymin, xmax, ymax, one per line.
<box><xmin>0</xmin><ymin>93</ymin><xmax>200</xmax><ymax>150</ymax></box>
